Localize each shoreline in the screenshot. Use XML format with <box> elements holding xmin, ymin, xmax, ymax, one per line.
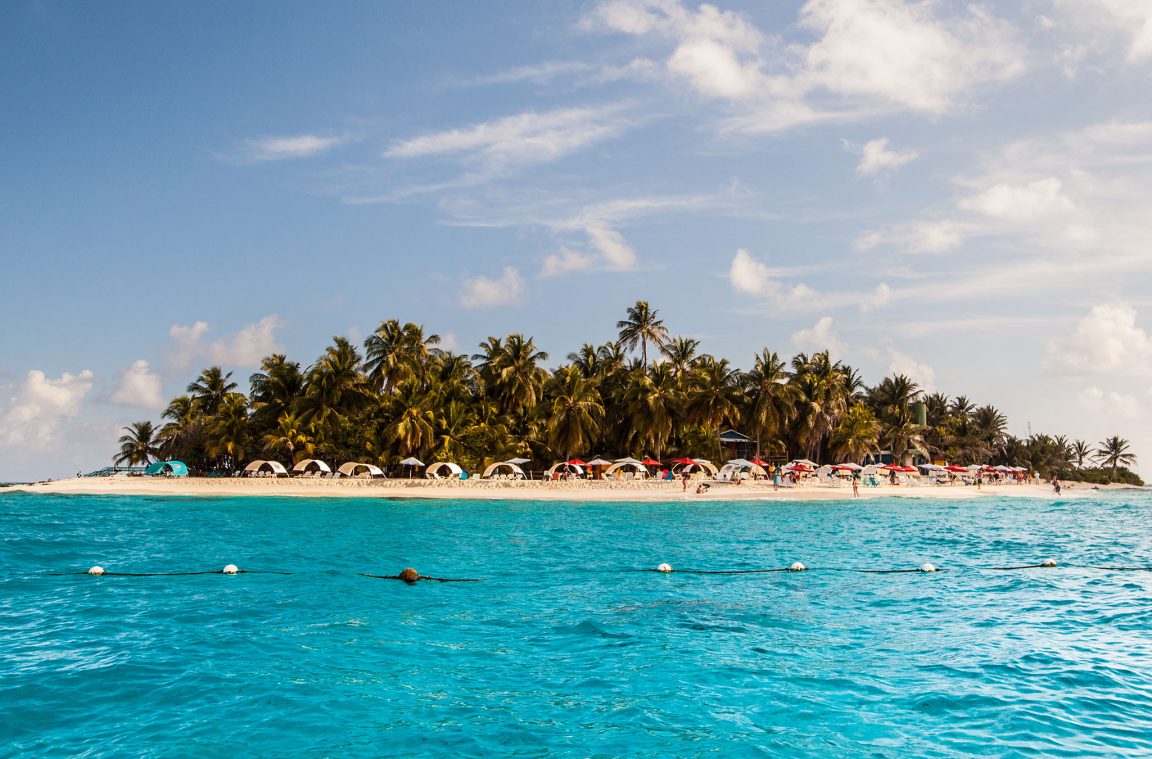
<box><xmin>7</xmin><ymin>477</ymin><xmax>1117</xmax><ymax>502</ymax></box>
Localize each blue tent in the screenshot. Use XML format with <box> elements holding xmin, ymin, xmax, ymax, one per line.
<box><xmin>146</xmin><ymin>461</ymin><xmax>189</xmax><ymax>477</ymax></box>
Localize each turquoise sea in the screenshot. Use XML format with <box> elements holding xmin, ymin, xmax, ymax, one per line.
<box><xmin>2</xmin><ymin>489</ymin><xmax>1151</xmax><ymax>757</ymax></box>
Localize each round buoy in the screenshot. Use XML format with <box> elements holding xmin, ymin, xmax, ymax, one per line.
<box><xmin>790</xmin><ymin>562</ymin><xmax>807</xmax><ymax>572</ymax></box>
<box><xmin>399</xmin><ymin>567</ymin><xmax>420</xmax><ymax>583</ymax></box>
<box><xmin>1041</xmin><ymin>558</ymin><xmax>1057</xmax><ymax>567</ymax></box>
<box><xmin>87</xmin><ymin>566</ymin><xmax>104</xmax><ymax>576</ymax></box>
<box><xmin>657</xmin><ymin>563</ymin><xmax>673</xmax><ymax>573</ymax></box>
<box><xmin>920</xmin><ymin>563</ymin><xmax>937</xmax><ymax>573</ymax></box>
<box><xmin>222</xmin><ymin>564</ymin><xmax>239</xmax><ymax>575</ymax></box>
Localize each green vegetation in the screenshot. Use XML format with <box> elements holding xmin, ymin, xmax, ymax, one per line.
<box><xmin>116</xmin><ymin>302</ymin><xmax>1141</xmax><ymax>484</ymax></box>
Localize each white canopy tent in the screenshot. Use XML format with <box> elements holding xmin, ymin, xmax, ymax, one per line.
<box><xmin>291</xmin><ymin>458</ymin><xmax>331</xmax><ymax>474</ymax></box>
<box><xmin>602</xmin><ymin>461</ymin><xmax>648</xmax><ymax>479</ymax></box>
<box><xmin>482</xmin><ymin>461</ymin><xmax>526</xmax><ymax>479</ymax></box>
<box><xmin>243</xmin><ymin>460</ymin><xmax>288</xmax><ymax>476</ymax></box>
<box><xmin>546</xmin><ymin>462</ymin><xmax>584</xmax><ymax>478</ymax></box>
<box><xmin>717</xmin><ymin>461</ymin><xmax>766</xmax><ymax>482</ymax></box>
<box><xmin>426</xmin><ymin>462</ymin><xmax>464</xmax><ymax>479</ymax></box>
<box><xmin>337</xmin><ymin>462</ymin><xmax>385</xmax><ymax>478</ymax></box>
<box><xmin>671</xmin><ymin>460</ymin><xmax>718</xmax><ymax>476</ymax></box>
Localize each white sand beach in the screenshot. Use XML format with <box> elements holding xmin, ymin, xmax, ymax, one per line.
<box><xmin>10</xmin><ymin>476</ymin><xmax>1109</xmax><ymax>502</ymax></box>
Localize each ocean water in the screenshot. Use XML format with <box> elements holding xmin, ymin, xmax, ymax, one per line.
<box><xmin>2</xmin><ymin>490</ymin><xmax>1151</xmax><ymax>757</ymax></box>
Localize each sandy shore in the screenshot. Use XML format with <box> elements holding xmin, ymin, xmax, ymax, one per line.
<box><xmin>8</xmin><ymin>476</ymin><xmax>1106</xmax><ymax>502</ymax></box>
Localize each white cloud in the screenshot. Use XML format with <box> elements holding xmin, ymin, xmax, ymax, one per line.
<box><xmin>242</xmin><ymin>134</ymin><xmax>343</xmax><ymax>161</ymax></box>
<box><xmin>2</xmin><ymin>369</ymin><xmax>95</xmax><ymax>447</ymax></box>
<box><xmin>108</xmin><ymin>360</ymin><xmax>164</xmax><ymax>409</ymax></box>
<box><xmin>728</xmin><ymin>249</ymin><xmax>820</xmax><ymax>309</ymax></box>
<box><xmin>859</xmin><ymin>282</ymin><xmax>891</xmax><ymax>313</ymax></box>
<box><xmin>167</xmin><ymin>315</ymin><xmax>283</xmax><ymax>371</ymax></box>
<box><xmin>887</xmin><ymin>348</ymin><xmax>936</xmax><ymax>392</ymax></box>
<box><xmin>1077</xmin><ymin>386</ymin><xmax>1141</xmax><ymax>419</ymax></box>
<box><xmin>465</xmin><ymin>60</ymin><xmax>596</xmax><ymax>85</ymax></box>
<box><xmin>541</xmin><ymin>248</ymin><xmax>594</xmax><ymax>278</ymax></box>
<box><xmin>384</xmin><ymin>105</ymin><xmax>636</xmax><ymax>173</ymax></box>
<box><xmin>792</xmin><ymin>316</ymin><xmax>844</xmax><ymax>357</ymax></box>
<box><xmin>960</xmin><ymin>177</ymin><xmax>1074</xmax><ymax>220</ymax></box>
<box><xmin>1051</xmin><ymin>0</ymin><xmax>1152</xmax><ymax>67</ymax></box>
<box><xmin>855</xmin><ymin>220</ymin><xmax>966</xmax><ymax>254</ymax></box>
<box><xmin>799</xmin><ymin>0</ymin><xmax>1023</xmax><ymax>114</ymax></box>
<box><xmin>587</xmin><ymin>0</ymin><xmax>1023</xmax><ymax>132</ymax></box>
<box><xmin>459</xmin><ymin>267</ymin><xmax>524</xmax><ymax>308</ymax></box>
<box><xmin>1045</xmin><ymin>303</ymin><xmax>1152</xmax><ymax>377</ymax></box>
<box><xmin>855</xmin><ymin>137</ymin><xmax>919</xmax><ymax>175</ymax></box>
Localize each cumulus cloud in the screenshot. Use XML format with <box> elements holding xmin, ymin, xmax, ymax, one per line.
<box><xmin>167</xmin><ymin>315</ymin><xmax>283</xmax><ymax>371</ymax></box>
<box><xmin>240</xmin><ymin>134</ymin><xmax>344</xmax><ymax>162</ymax></box>
<box><xmin>1050</xmin><ymin>0</ymin><xmax>1152</xmax><ymax>68</ymax></box>
<box><xmin>588</xmin><ymin>0</ymin><xmax>1023</xmax><ymax>131</ymax></box>
<box><xmin>854</xmin><ymin>138</ymin><xmax>919</xmax><ymax>175</ymax></box>
<box><xmin>1077</xmin><ymin>386</ymin><xmax>1141</xmax><ymax>419</ymax></box>
<box><xmin>859</xmin><ymin>282</ymin><xmax>891</xmax><ymax>313</ymax></box>
<box><xmin>1045</xmin><ymin>303</ymin><xmax>1152</xmax><ymax>377</ymax></box>
<box><xmin>887</xmin><ymin>348</ymin><xmax>936</xmax><ymax>392</ymax></box>
<box><xmin>108</xmin><ymin>360</ymin><xmax>164</xmax><ymax>409</ymax></box>
<box><xmin>459</xmin><ymin>267</ymin><xmax>524</xmax><ymax>308</ymax></box>
<box><xmin>960</xmin><ymin>177</ymin><xmax>1075</xmax><ymax>220</ymax></box>
<box><xmin>792</xmin><ymin>316</ymin><xmax>844</xmax><ymax>357</ymax></box>
<box><xmin>385</xmin><ymin>104</ymin><xmax>636</xmax><ymax>173</ymax></box>
<box><xmin>1</xmin><ymin>369</ymin><xmax>95</xmax><ymax>446</ymax></box>
<box><xmin>728</xmin><ymin>249</ymin><xmax>819</xmax><ymax>309</ymax></box>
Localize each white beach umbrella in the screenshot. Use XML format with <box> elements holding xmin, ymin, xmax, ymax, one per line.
<box><xmin>399</xmin><ymin>457</ymin><xmax>424</xmax><ymax>467</ymax></box>
<box><xmin>506</xmin><ymin>457</ymin><xmax>531</xmax><ymax>465</ymax></box>
<box><xmin>586</xmin><ymin>457</ymin><xmax>613</xmax><ymax>466</ymax></box>
<box><xmin>615</xmin><ymin>457</ymin><xmax>644</xmax><ymax>465</ymax></box>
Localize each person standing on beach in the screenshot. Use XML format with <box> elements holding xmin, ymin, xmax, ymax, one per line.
<box><xmin>681</xmin><ymin>471</ymin><xmax>690</xmax><ymax>492</ymax></box>
<box><xmin>852</xmin><ymin>472</ymin><xmax>860</xmax><ymax>497</ymax></box>
<box><xmin>1052</xmin><ymin>477</ymin><xmax>1062</xmax><ymax>495</ymax></box>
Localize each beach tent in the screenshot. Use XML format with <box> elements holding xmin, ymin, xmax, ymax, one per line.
<box><xmin>426</xmin><ymin>462</ymin><xmax>464</xmax><ymax>479</ymax></box>
<box><xmin>717</xmin><ymin>460</ymin><xmax>766</xmax><ymax>481</ymax></box>
<box><xmin>546</xmin><ymin>462</ymin><xmax>584</xmax><ymax>478</ymax></box>
<box><xmin>603</xmin><ymin>461</ymin><xmax>648</xmax><ymax>479</ymax></box>
<box><xmin>145</xmin><ymin>461</ymin><xmax>188</xmax><ymax>477</ymax></box>
<box><xmin>337</xmin><ymin>462</ymin><xmax>385</xmax><ymax>478</ymax></box>
<box><xmin>482</xmin><ymin>461</ymin><xmax>526</xmax><ymax>480</ymax></box>
<box><xmin>291</xmin><ymin>459</ymin><xmax>331</xmax><ymax>474</ymax></box>
<box><xmin>243</xmin><ymin>460</ymin><xmax>287</xmax><ymax>476</ymax></box>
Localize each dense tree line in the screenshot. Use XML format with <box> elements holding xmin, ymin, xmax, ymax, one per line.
<box><xmin>114</xmin><ymin>301</ymin><xmax>1141</xmax><ymax>484</ymax></box>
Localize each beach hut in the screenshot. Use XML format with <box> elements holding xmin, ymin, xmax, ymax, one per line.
<box><xmin>145</xmin><ymin>461</ymin><xmax>188</xmax><ymax>477</ymax></box>
<box><xmin>717</xmin><ymin>459</ymin><xmax>766</xmax><ymax>482</ymax></box>
<box><xmin>425</xmin><ymin>462</ymin><xmax>464</xmax><ymax>479</ymax></box>
<box><xmin>243</xmin><ymin>460</ymin><xmax>288</xmax><ymax>477</ymax></box>
<box><xmin>482</xmin><ymin>461</ymin><xmax>526</xmax><ymax>480</ymax></box>
<box><xmin>336</xmin><ymin>462</ymin><xmax>386</xmax><ymax>478</ymax></box>
<box><xmin>290</xmin><ymin>459</ymin><xmax>331</xmax><ymax>475</ymax></box>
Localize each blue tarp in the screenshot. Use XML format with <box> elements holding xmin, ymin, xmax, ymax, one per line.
<box><xmin>146</xmin><ymin>461</ymin><xmax>189</xmax><ymax>477</ymax></box>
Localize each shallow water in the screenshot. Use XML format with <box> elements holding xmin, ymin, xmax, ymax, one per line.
<box><xmin>2</xmin><ymin>490</ymin><xmax>1151</xmax><ymax>756</ymax></box>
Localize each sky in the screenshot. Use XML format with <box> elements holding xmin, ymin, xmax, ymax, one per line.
<box><xmin>2</xmin><ymin>0</ymin><xmax>1152</xmax><ymax>481</ymax></box>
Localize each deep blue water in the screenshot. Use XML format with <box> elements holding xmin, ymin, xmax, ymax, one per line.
<box><xmin>2</xmin><ymin>490</ymin><xmax>1152</xmax><ymax>757</ymax></box>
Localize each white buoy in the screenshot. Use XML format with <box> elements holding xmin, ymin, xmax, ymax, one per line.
<box><xmin>790</xmin><ymin>562</ymin><xmax>807</xmax><ymax>572</ymax></box>
<box><xmin>1041</xmin><ymin>558</ymin><xmax>1057</xmax><ymax>567</ymax></box>
<box><xmin>222</xmin><ymin>564</ymin><xmax>239</xmax><ymax>575</ymax></box>
<box><xmin>920</xmin><ymin>563</ymin><xmax>937</xmax><ymax>573</ymax></box>
<box><xmin>87</xmin><ymin>566</ymin><xmax>104</xmax><ymax>576</ymax></box>
<box><xmin>657</xmin><ymin>563</ymin><xmax>673</xmax><ymax>573</ymax></box>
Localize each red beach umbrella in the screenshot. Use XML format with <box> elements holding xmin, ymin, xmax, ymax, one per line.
<box><xmin>751</xmin><ymin>458</ymin><xmax>771</xmax><ymax>467</ymax></box>
<box><xmin>567</xmin><ymin>458</ymin><xmax>588</xmax><ymax>466</ymax></box>
<box><xmin>945</xmin><ymin>465</ymin><xmax>968</xmax><ymax>473</ymax></box>
<box><xmin>641</xmin><ymin>457</ymin><xmax>662</xmax><ymax>466</ymax></box>
<box><xmin>669</xmin><ymin>457</ymin><xmax>697</xmax><ymax>465</ymax></box>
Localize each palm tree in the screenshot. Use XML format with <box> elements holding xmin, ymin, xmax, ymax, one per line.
<box><xmin>1095</xmin><ymin>436</ymin><xmax>1137</xmax><ymax>481</ymax></box>
<box><xmin>186</xmin><ymin>367</ymin><xmax>237</xmax><ymax>416</ymax></box>
<box><xmin>299</xmin><ymin>337</ymin><xmax>375</xmax><ymax>434</ymax></box>
<box><xmin>114</xmin><ymin>421</ymin><xmax>161</xmax><ymax>466</ymax></box>
<box><xmin>364</xmin><ymin>319</ymin><xmax>441</xmax><ymax>393</ymax></box>
<box><xmin>262</xmin><ymin>412</ymin><xmax>315</xmax><ymax>463</ymax></box>
<box><xmin>1071</xmin><ymin>439</ymin><xmax>1091</xmax><ymax>469</ymax></box>
<box><xmin>207</xmin><ymin>394</ymin><xmax>250</xmax><ymax>469</ymax></box>
<box><xmin>623</xmin><ymin>363</ymin><xmax>679</xmax><ymax>459</ymax></box>
<box><xmin>385</xmin><ymin>389</ymin><xmax>436</xmax><ymax>457</ymax></box>
<box><xmin>660</xmin><ymin>336</ymin><xmax>700</xmax><ymax>376</ymax></box>
<box><xmin>616</xmin><ymin>300</ymin><xmax>670</xmax><ymax>370</ymax></box>
<box><xmin>829</xmin><ymin>405</ymin><xmax>881</xmax><ymax>463</ymax></box>
<box><xmin>249</xmin><ymin>355</ymin><xmax>304</xmax><ymax>426</ymax></box>
<box><xmin>686</xmin><ymin>357</ymin><xmax>742</xmax><ymax>457</ymax></box>
<box><xmin>490</xmin><ymin>334</ymin><xmax>549</xmax><ymax>415</ymax></box>
<box><xmin>743</xmin><ymin>349</ymin><xmax>793</xmax><ymax>457</ymax></box>
<box><xmin>546</xmin><ymin>366</ymin><xmax>604</xmax><ymax>459</ymax></box>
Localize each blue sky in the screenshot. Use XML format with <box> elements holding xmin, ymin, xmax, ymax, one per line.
<box><xmin>3</xmin><ymin>0</ymin><xmax>1152</xmax><ymax>480</ymax></box>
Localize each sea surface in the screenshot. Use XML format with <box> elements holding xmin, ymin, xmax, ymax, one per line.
<box><xmin>2</xmin><ymin>490</ymin><xmax>1151</xmax><ymax>757</ymax></box>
